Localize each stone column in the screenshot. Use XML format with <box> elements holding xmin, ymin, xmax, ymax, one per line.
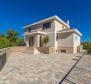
<box><xmin>25</xmin><ymin>36</ymin><xmax>29</xmax><ymax>47</ymax></box>
<box><xmin>26</xmin><ymin>41</ymin><xmax>29</xmax><ymax>47</ymax></box>
<box><xmin>34</xmin><ymin>35</ymin><xmax>40</xmax><ymax>47</ymax></box>
<box><xmin>37</xmin><ymin>35</ymin><xmax>40</xmax><ymax>47</ymax></box>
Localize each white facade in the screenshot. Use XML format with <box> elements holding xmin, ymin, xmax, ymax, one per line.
<box><xmin>24</xmin><ymin>15</ymin><xmax>82</xmax><ymax>53</ymax></box>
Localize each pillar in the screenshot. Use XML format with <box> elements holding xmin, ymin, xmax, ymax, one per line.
<box><xmin>34</xmin><ymin>35</ymin><xmax>40</xmax><ymax>47</ymax></box>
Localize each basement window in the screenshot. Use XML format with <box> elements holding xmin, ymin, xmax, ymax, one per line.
<box><xmin>61</xmin><ymin>50</ymin><xmax>66</xmax><ymax>53</ymax></box>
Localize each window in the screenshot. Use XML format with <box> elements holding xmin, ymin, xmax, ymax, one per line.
<box><xmin>25</xmin><ymin>28</ymin><xmax>31</xmax><ymax>32</ymax></box>
<box><xmin>43</xmin><ymin>22</ymin><xmax>51</xmax><ymax>29</ymax></box>
<box><xmin>28</xmin><ymin>28</ymin><xmax>31</xmax><ymax>32</ymax></box>
<box><xmin>61</xmin><ymin>50</ymin><xmax>66</xmax><ymax>53</ymax></box>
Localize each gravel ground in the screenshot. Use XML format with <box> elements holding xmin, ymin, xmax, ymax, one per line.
<box><xmin>0</xmin><ymin>52</ymin><xmax>81</xmax><ymax>84</ymax></box>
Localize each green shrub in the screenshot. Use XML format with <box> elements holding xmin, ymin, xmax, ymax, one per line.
<box><xmin>82</xmin><ymin>42</ymin><xmax>91</xmax><ymax>53</ymax></box>
<box><xmin>0</xmin><ymin>37</ymin><xmax>10</xmax><ymax>48</ymax></box>
<box><xmin>83</xmin><ymin>44</ymin><xmax>88</xmax><ymax>49</ymax></box>
<box><xmin>42</xmin><ymin>35</ymin><xmax>49</xmax><ymax>47</ymax></box>
<box><xmin>87</xmin><ymin>44</ymin><xmax>91</xmax><ymax>53</ymax></box>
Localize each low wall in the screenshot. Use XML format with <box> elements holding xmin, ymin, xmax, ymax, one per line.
<box><xmin>0</xmin><ymin>48</ymin><xmax>9</xmax><ymax>71</ymax></box>
<box><xmin>35</xmin><ymin>47</ymin><xmax>56</xmax><ymax>54</ymax></box>
<box><xmin>7</xmin><ymin>47</ymin><xmax>34</xmax><ymax>55</ymax></box>
<box><xmin>37</xmin><ymin>47</ymin><xmax>49</xmax><ymax>54</ymax></box>
<box><xmin>6</xmin><ymin>47</ymin><xmax>56</xmax><ymax>55</ymax></box>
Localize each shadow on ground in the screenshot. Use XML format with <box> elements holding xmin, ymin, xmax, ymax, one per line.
<box><xmin>0</xmin><ymin>52</ymin><xmax>6</xmax><ymax>71</ymax></box>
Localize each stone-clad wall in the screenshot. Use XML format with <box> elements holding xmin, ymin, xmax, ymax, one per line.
<box><xmin>35</xmin><ymin>47</ymin><xmax>56</xmax><ymax>54</ymax></box>
<box><xmin>37</xmin><ymin>47</ymin><xmax>49</xmax><ymax>54</ymax></box>
<box><xmin>57</xmin><ymin>47</ymin><xmax>74</xmax><ymax>53</ymax></box>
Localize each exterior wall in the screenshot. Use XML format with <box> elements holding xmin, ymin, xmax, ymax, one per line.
<box><xmin>73</xmin><ymin>33</ymin><xmax>80</xmax><ymax>47</ymax></box>
<box><xmin>53</xmin><ymin>20</ymin><xmax>69</xmax><ymax>49</ymax></box>
<box><xmin>57</xmin><ymin>33</ymin><xmax>81</xmax><ymax>53</ymax></box>
<box><xmin>57</xmin><ymin>33</ymin><xmax>74</xmax><ymax>48</ymax></box>
<box><xmin>48</xmin><ymin>20</ymin><xmax>56</xmax><ymax>49</ymax></box>
<box><xmin>54</xmin><ymin>20</ymin><xmax>69</xmax><ymax>32</ymax></box>
<box><xmin>73</xmin><ymin>33</ymin><xmax>81</xmax><ymax>53</ymax></box>
<box><xmin>54</xmin><ymin>20</ymin><xmax>63</xmax><ymax>31</ymax></box>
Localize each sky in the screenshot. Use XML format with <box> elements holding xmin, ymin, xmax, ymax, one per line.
<box><xmin>0</xmin><ymin>0</ymin><xmax>91</xmax><ymax>42</ymax></box>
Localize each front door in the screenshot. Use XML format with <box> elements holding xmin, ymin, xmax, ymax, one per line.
<box><xmin>29</xmin><ymin>37</ymin><xmax>34</xmax><ymax>47</ymax></box>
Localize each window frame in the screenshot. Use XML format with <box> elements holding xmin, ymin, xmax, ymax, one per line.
<box><xmin>43</xmin><ymin>22</ymin><xmax>51</xmax><ymax>30</ymax></box>
<box><xmin>28</xmin><ymin>28</ymin><xmax>31</xmax><ymax>32</ymax></box>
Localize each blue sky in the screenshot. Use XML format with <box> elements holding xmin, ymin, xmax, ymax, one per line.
<box><xmin>0</xmin><ymin>0</ymin><xmax>91</xmax><ymax>41</ymax></box>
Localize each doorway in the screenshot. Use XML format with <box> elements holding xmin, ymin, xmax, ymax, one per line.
<box><xmin>29</xmin><ymin>37</ymin><xmax>34</xmax><ymax>47</ymax></box>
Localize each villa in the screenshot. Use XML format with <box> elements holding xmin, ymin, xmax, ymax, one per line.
<box><xmin>23</xmin><ymin>15</ymin><xmax>82</xmax><ymax>54</ymax></box>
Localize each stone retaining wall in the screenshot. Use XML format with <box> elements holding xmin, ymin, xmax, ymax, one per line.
<box><xmin>0</xmin><ymin>48</ymin><xmax>9</xmax><ymax>71</ymax></box>
<box><xmin>7</xmin><ymin>47</ymin><xmax>53</xmax><ymax>55</ymax></box>
<box><xmin>7</xmin><ymin>47</ymin><xmax>34</xmax><ymax>55</ymax></box>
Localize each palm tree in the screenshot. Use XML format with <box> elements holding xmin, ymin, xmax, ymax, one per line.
<box><xmin>42</xmin><ymin>35</ymin><xmax>49</xmax><ymax>47</ymax></box>
<box><xmin>7</xmin><ymin>29</ymin><xmax>19</xmax><ymax>46</ymax></box>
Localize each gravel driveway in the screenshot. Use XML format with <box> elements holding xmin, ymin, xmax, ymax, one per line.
<box><xmin>0</xmin><ymin>52</ymin><xmax>82</xmax><ymax>84</ymax></box>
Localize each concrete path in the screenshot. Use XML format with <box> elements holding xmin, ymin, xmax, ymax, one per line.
<box><xmin>62</xmin><ymin>54</ymin><xmax>91</xmax><ymax>84</ymax></box>
<box><xmin>0</xmin><ymin>52</ymin><xmax>80</xmax><ymax>84</ymax></box>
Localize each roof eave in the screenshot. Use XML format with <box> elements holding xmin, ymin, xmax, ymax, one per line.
<box><xmin>23</xmin><ymin>15</ymin><xmax>69</xmax><ymax>29</ymax></box>
<box><xmin>74</xmin><ymin>29</ymin><xmax>82</xmax><ymax>36</ymax></box>
<box><xmin>57</xmin><ymin>29</ymin><xmax>82</xmax><ymax>36</ymax></box>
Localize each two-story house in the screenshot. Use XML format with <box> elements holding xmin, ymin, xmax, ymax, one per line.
<box><xmin>24</xmin><ymin>15</ymin><xmax>82</xmax><ymax>54</ymax></box>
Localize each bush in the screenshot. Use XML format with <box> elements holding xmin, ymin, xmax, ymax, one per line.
<box><xmin>15</xmin><ymin>38</ymin><xmax>25</xmax><ymax>46</ymax></box>
<box><xmin>42</xmin><ymin>35</ymin><xmax>49</xmax><ymax>47</ymax></box>
<box><xmin>87</xmin><ymin>44</ymin><xmax>91</xmax><ymax>53</ymax></box>
<box><xmin>83</xmin><ymin>44</ymin><xmax>88</xmax><ymax>49</ymax></box>
<box><xmin>82</xmin><ymin>42</ymin><xmax>91</xmax><ymax>53</ymax></box>
<box><xmin>0</xmin><ymin>37</ymin><xmax>10</xmax><ymax>48</ymax></box>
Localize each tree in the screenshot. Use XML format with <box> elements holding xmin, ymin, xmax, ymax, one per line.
<box><xmin>0</xmin><ymin>37</ymin><xmax>10</xmax><ymax>48</ymax></box>
<box><xmin>42</xmin><ymin>35</ymin><xmax>49</xmax><ymax>47</ymax></box>
<box><xmin>6</xmin><ymin>29</ymin><xmax>19</xmax><ymax>46</ymax></box>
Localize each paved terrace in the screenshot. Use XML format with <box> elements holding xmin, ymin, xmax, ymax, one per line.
<box><xmin>0</xmin><ymin>52</ymin><xmax>79</xmax><ymax>84</ymax></box>
<box><xmin>0</xmin><ymin>51</ymin><xmax>87</xmax><ymax>84</ymax></box>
